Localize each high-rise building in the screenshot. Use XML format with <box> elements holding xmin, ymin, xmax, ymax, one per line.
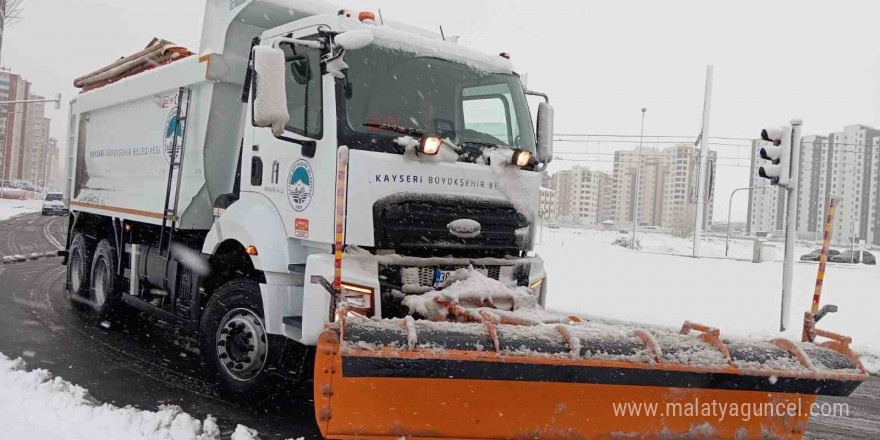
<box><xmin>660</xmin><ymin>144</ymin><xmax>716</xmax><ymax>233</ymax></box>
<box><xmin>747</xmin><ymin>124</ymin><xmax>880</xmax><ymax>245</ymax></box>
<box><xmin>0</xmin><ymin>70</ymin><xmax>55</xmax><ymax>190</ymax></box>
<box><xmin>612</xmin><ymin>148</ymin><xmax>667</xmax><ymax>226</ymax></box>
<box><xmin>0</xmin><ymin>68</ymin><xmax>31</xmax><ymax>184</ymax></box>
<box><xmin>550</xmin><ymin>166</ymin><xmax>609</xmax><ymax>225</ymax></box>
<box><xmin>611</xmin><ymin>144</ymin><xmax>715</xmax><ymax>232</ymax></box>
<box><xmin>596</xmin><ymin>171</ymin><xmax>615</xmax><ymax>223</ymax></box>
<box><xmin>22</xmin><ymin>95</ymin><xmax>50</xmax><ymax>186</ymax></box>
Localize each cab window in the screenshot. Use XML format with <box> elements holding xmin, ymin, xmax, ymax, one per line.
<box><xmin>281</xmin><ymin>43</ymin><xmax>323</xmax><ymax>139</ymax></box>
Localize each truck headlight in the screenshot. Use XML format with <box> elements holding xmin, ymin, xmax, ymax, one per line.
<box><xmin>419</xmin><ymin>135</ymin><xmax>442</xmax><ymax>155</ymax></box>
<box><xmin>340</xmin><ymin>282</ymin><xmax>374</xmax><ymax>316</ymax></box>
<box><xmin>512</xmin><ymin>149</ymin><xmax>531</xmax><ymax>167</ymax></box>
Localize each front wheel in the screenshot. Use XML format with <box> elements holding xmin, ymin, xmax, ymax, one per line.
<box><xmin>200</xmin><ymin>279</ymin><xmax>283</xmax><ymax>397</ymax></box>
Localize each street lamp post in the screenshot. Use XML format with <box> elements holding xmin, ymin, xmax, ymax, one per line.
<box><xmin>631</xmin><ymin>107</ymin><xmax>646</xmax><ymax>248</ymax></box>
<box><xmin>726</xmin><ymin>186</ymin><xmax>765</xmax><ymax>257</ymax></box>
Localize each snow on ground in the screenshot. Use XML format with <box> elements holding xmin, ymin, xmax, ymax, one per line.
<box><xmin>0</xmin><ymin>197</ymin><xmax>42</xmax><ymax>221</ymax></box>
<box><xmin>0</xmin><ymin>352</ymin><xmax>299</xmax><ymax>440</ymax></box>
<box><xmin>537</xmin><ymin>227</ymin><xmax>880</xmax><ymax>374</ymax></box>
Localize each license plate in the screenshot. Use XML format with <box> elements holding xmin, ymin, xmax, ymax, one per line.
<box><xmin>433</xmin><ymin>268</ymin><xmax>487</xmax><ymax>287</ymax></box>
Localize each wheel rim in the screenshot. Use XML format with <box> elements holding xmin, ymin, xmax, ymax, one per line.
<box><xmin>215</xmin><ymin>307</ymin><xmax>269</xmax><ymax>382</ymax></box>
<box><xmin>92</xmin><ymin>257</ymin><xmax>109</xmax><ymax>309</ymax></box>
<box><xmin>70</xmin><ymin>249</ymin><xmax>82</xmax><ymax>293</ymax></box>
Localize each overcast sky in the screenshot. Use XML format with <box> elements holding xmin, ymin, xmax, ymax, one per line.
<box><xmin>5</xmin><ymin>0</ymin><xmax>880</xmax><ymax>220</ymax></box>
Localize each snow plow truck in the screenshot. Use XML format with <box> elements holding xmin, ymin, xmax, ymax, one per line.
<box><xmin>62</xmin><ymin>0</ymin><xmax>867</xmax><ymax>438</ymax></box>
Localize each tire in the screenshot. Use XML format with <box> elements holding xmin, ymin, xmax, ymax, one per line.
<box><xmin>67</xmin><ymin>233</ymin><xmax>94</xmax><ymax>307</ymax></box>
<box><xmin>82</xmin><ymin>239</ymin><xmax>120</xmax><ymax>323</ymax></box>
<box><xmin>200</xmin><ymin>279</ymin><xmax>283</xmax><ymax>397</ymax></box>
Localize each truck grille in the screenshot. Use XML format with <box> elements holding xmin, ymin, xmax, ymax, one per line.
<box><xmin>373</xmin><ymin>193</ymin><xmax>526</xmax><ymax>255</ymax></box>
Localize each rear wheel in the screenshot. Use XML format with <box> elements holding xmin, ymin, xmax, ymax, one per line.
<box><xmin>83</xmin><ymin>239</ymin><xmax>120</xmax><ymax>322</ymax></box>
<box><xmin>200</xmin><ymin>279</ymin><xmax>283</xmax><ymax>397</ymax></box>
<box><xmin>67</xmin><ymin>233</ymin><xmax>93</xmax><ymax>307</ymax></box>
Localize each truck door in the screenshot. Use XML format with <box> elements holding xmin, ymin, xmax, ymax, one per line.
<box><xmin>243</xmin><ymin>32</ymin><xmax>338</xmax><ymax>246</ymax></box>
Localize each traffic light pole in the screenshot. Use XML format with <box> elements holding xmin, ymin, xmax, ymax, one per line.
<box><xmin>779</xmin><ymin>119</ymin><xmax>803</xmax><ymax>331</ymax></box>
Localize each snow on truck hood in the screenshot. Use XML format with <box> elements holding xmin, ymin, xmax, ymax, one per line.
<box><xmin>336</xmin><ymin>22</ymin><xmax>515</xmax><ymax>75</ymax></box>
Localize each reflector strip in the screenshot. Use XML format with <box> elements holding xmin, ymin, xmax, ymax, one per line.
<box><xmin>333</xmin><ymin>147</ymin><xmax>350</xmax><ymax>291</ymax></box>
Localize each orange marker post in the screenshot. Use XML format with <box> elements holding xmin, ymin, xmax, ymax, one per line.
<box><xmin>811</xmin><ymin>198</ymin><xmax>836</xmax><ymax>314</ymax></box>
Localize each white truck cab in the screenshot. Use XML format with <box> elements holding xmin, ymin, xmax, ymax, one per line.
<box><xmin>63</xmin><ymin>0</ymin><xmax>553</xmax><ymax>395</ymax></box>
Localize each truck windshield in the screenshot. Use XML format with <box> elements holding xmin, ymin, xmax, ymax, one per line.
<box><xmin>339</xmin><ymin>45</ymin><xmax>536</xmax><ymax>155</ymax></box>
<box><xmin>45</xmin><ymin>194</ymin><xmax>62</xmax><ymax>201</ymax></box>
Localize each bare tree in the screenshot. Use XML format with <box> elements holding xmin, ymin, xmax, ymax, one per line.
<box><xmin>0</xmin><ymin>0</ymin><xmax>25</xmax><ymax>64</ymax></box>
<box><xmin>2</xmin><ymin>0</ymin><xmax>25</xmax><ymax>27</ymax></box>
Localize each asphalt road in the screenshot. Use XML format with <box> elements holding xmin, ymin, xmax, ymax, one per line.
<box><xmin>0</xmin><ymin>212</ymin><xmax>877</xmax><ymax>439</ymax></box>
<box><xmin>0</xmin><ymin>213</ymin><xmax>320</xmax><ymax>439</ymax></box>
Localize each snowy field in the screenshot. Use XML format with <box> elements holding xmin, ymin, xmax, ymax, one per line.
<box><xmin>0</xmin><ymin>197</ymin><xmax>42</xmax><ymax>221</ymax></box>
<box><xmin>0</xmin><ymin>353</ymin><xmax>296</xmax><ymax>440</ymax></box>
<box><xmin>537</xmin><ymin>227</ymin><xmax>880</xmax><ymax>373</ymax></box>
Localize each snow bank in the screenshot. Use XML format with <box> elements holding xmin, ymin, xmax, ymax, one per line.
<box><xmin>538</xmin><ymin>227</ymin><xmax>880</xmax><ymax>358</ymax></box>
<box><xmin>858</xmin><ymin>350</ymin><xmax>880</xmax><ymax>376</ymax></box>
<box><xmin>0</xmin><ymin>198</ymin><xmax>42</xmax><ymax>221</ymax></box>
<box><xmin>0</xmin><ymin>187</ymin><xmax>26</xmax><ymax>200</ymax></box>
<box><xmin>0</xmin><ymin>352</ymin><xmax>301</xmax><ymax>440</ymax></box>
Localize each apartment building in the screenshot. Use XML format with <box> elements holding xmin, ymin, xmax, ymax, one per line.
<box><xmin>0</xmin><ymin>68</ymin><xmax>31</xmax><ymax>183</ymax></box>
<box><xmin>0</xmin><ymin>69</ymin><xmax>54</xmax><ymax>189</ymax></box>
<box><xmin>610</xmin><ymin>144</ymin><xmax>715</xmax><ymax>231</ymax></box>
<box><xmin>551</xmin><ymin>166</ymin><xmax>610</xmax><ymax>225</ymax></box>
<box><xmin>21</xmin><ymin>96</ymin><xmax>50</xmax><ymax>185</ymax></box>
<box><xmin>612</xmin><ymin>148</ymin><xmax>668</xmax><ymax>226</ymax></box>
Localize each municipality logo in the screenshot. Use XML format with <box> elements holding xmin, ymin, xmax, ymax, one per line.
<box><xmin>162</xmin><ymin>107</ymin><xmax>184</xmax><ymax>164</ymax></box>
<box><xmin>287</xmin><ymin>160</ymin><xmax>314</xmax><ymax>212</ymax></box>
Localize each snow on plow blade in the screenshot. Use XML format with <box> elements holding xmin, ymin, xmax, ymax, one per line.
<box><xmin>314</xmin><ymin>317</ymin><xmax>867</xmax><ymax>440</ymax></box>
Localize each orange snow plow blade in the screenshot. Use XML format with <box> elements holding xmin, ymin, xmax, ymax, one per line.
<box><xmin>314</xmin><ymin>317</ymin><xmax>867</xmax><ymax>440</ymax></box>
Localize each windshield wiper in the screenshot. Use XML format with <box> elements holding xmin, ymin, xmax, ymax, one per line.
<box><xmin>363</xmin><ymin>123</ymin><xmax>424</xmax><ymax>137</ymax></box>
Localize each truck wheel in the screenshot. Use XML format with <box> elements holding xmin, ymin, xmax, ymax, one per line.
<box><xmin>200</xmin><ymin>279</ymin><xmax>283</xmax><ymax>397</ymax></box>
<box><xmin>67</xmin><ymin>233</ymin><xmax>93</xmax><ymax>306</ymax></box>
<box><xmin>83</xmin><ymin>239</ymin><xmax>119</xmax><ymax>322</ymax></box>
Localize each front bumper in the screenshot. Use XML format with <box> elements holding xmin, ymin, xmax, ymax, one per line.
<box><xmin>42</xmin><ymin>206</ymin><xmax>68</xmax><ymax>215</ymax></box>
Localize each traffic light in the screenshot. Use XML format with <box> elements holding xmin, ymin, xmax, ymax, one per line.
<box><xmin>54</xmin><ymin>93</ymin><xmax>62</xmax><ymax>110</ymax></box>
<box><xmin>757</xmin><ymin>125</ymin><xmax>792</xmax><ymax>187</ymax></box>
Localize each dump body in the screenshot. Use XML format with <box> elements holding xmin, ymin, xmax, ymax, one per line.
<box><xmin>68</xmin><ymin>59</ymin><xmax>226</xmax><ymax>228</ymax></box>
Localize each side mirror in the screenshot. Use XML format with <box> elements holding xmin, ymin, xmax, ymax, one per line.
<box><xmin>252</xmin><ymin>46</ymin><xmax>290</xmax><ymax>136</ymax></box>
<box><xmin>536</xmin><ymin>102</ymin><xmax>554</xmax><ymax>164</ymax></box>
